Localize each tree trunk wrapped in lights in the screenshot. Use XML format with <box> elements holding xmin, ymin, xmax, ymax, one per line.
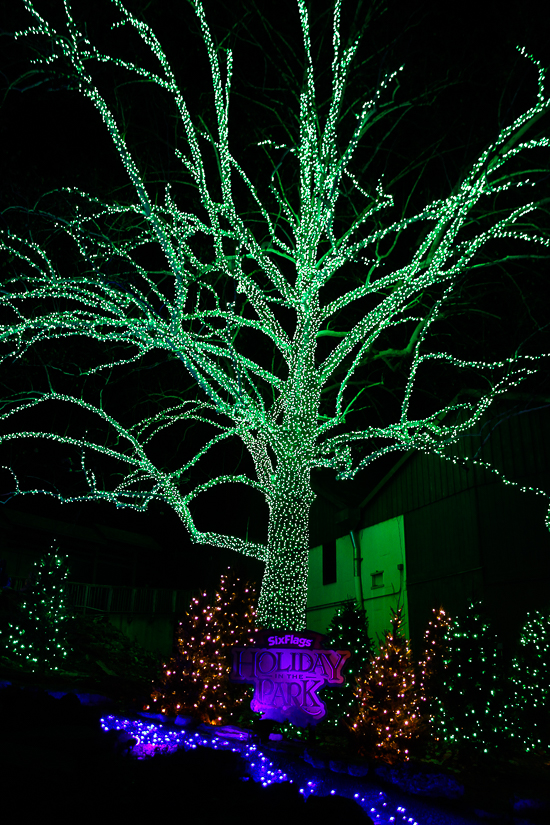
<box><xmin>1</xmin><ymin>1</ymin><xmax>550</xmax><ymax>631</ymax></box>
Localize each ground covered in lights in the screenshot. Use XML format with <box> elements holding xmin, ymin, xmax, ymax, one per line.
<box><xmin>98</xmin><ymin>711</ymin><xmax>483</xmax><ymax>825</ymax></box>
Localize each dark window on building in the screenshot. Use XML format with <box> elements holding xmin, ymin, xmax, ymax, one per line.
<box><xmin>322</xmin><ymin>539</ymin><xmax>337</xmax><ymax>585</ymax></box>
<box><xmin>371</xmin><ymin>570</ymin><xmax>384</xmax><ymax>589</ymax></box>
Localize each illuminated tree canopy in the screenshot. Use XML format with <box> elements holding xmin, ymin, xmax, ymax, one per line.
<box><xmin>1</xmin><ymin>0</ymin><xmax>550</xmax><ymax>630</ymax></box>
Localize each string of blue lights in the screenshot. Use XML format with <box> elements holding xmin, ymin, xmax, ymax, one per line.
<box><xmin>99</xmin><ymin>711</ymin><xmax>478</xmax><ymax>824</ymax></box>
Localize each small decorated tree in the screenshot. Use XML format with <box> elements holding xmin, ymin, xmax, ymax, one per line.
<box><xmin>278</xmin><ymin>599</ymin><xmax>372</xmax><ymax>741</ymax></box>
<box><xmin>432</xmin><ymin>601</ymin><xmax>507</xmax><ymax>755</ymax></box>
<box><xmin>147</xmin><ymin>588</ymin><xmax>210</xmax><ymax>718</ymax></box>
<box><xmin>5</xmin><ymin>543</ymin><xmax>72</xmax><ymax>674</ymax></box>
<box><xmin>507</xmin><ymin>610</ymin><xmax>550</xmax><ymax>753</ymax></box>
<box><xmin>349</xmin><ymin>606</ymin><xmax>423</xmax><ymax>764</ymax></box>
<box><xmin>146</xmin><ymin>568</ymin><xmax>258</xmax><ymax>724</ymax></box>
<box><xmin>323</xmin><ymin>600</ymin><xmax>373</xmax><ymax>729</ymax></box>
<box><xmin>418</xmin><ymin>607</ymin><xmax>452</xmax><ymax>721</ymax></box>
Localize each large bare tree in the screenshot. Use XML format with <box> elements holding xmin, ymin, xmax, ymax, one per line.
<box><xmin>1</xmin><ymin>0</ymin><xmax>550</xmax><ymax>629</ymax></box>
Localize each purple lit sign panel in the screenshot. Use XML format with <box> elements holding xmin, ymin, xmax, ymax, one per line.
<box><xmin>230</xmin><ymin>630</ymin><xmax>350</xmax><ymax>727</ymax></box>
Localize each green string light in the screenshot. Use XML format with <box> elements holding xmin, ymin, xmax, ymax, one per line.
<box><xmin>323</xmin><ymin>600</ymin><xmax>373</xmax><ymax>729</ymax></box>
<box><xmin>4</xmin><ymin>543</ymin><xmax>72</xmax><ymax>673</ymax></box>
<box><xmin>431</xmin><ymin>601</ymin><xmax>508</xmax><ymax>754</ymax></box>
<box><xmin>1</xmin><ymin>1</ymin><xmax>550</xmax><ymax>632</ymax></box>
<box><xmin>506</xmin><ymin>610</ymin><xmax>550</xmax><ymax>752</ymax></box>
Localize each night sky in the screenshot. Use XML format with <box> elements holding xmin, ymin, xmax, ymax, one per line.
<box><xmin>1</xmin><ymin>0</ymin><xmax>549</xmax><ymax>592</ymax></box>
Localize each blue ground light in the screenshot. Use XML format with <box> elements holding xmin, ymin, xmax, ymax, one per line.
<box><xmin>100</xmin><ymin>712</ymin><xmax>481</xmax><ymax>825</ymax></box>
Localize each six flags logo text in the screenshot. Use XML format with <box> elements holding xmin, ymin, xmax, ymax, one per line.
<box><xmin>230</xmin><ymin>638</ymin><xmax>350</xmax><ymax>726</ymax></box>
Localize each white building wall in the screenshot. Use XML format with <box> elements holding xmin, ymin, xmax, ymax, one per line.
<box><xmin>307</xmin><ymin>515</ymin><xmax>408</xmax><ymax>647</ymax></box>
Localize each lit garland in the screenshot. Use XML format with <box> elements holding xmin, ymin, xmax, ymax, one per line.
<box><xmin>349</xmin><ymin>607</ymin><xmax>423</xmax><ymax>763</ymax></box>
<box><xmin>431</xmin><ymin>601</ymin><xmax>508</xmax><ymax>755</ymax></box>
<box><xmin>506</xmin><ymin>610</ymin><xmax>550</xmax><ymax>753</ymax></box>
<box><xmin>145</xmin><ymin>568</ymin><xmax>258</xmax><ymax>725</ymax></box>
<box><xmin>5</xmin><ymin>543</ymin><xmax>72</xmax><ymax>674</ymax></box>
<box><xmin>1</xmin><ymin>1</ymin><xmax>550</xmax><ymax>631</ymax></box>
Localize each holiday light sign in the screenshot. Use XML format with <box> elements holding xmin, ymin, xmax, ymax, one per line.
<box><xmin>230</xmin><ymin>630</ymin><xmax>350</xmax><ymax>726</ymax></box>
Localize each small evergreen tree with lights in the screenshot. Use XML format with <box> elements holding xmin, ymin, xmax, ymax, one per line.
<box><xmin>418</xmin><ymin>606</ymin><xmax>452</xmax><ymax>722</ymax></box>
<box><xmin>5</xmin><ymin>543</ymin><xmax>72</xmax><ymax>675</ymax></box>
<box><xmin>432</xmin><ymin>600</ymin><xmax>507</xmax><ymax>755</ymax></box>
<box><xmin>349</xmin><ymin>606</ymin><xmax>423</xmax><ymax>764</ymax></box>
<box><xmin>278</xmin><ymin>599</ymin><xmax>373</xmax><ymax>742</ymax></box>
<box><xmin>506</xmin><ymin>610</ymin><xmax>550</xmax><ymax>753</ymax></box>
<box><xmin>146</xmin><ymin>568</ymin><xmax>258</xmax><ymax>725</ymax></box>
<box><xmin>323</xmin><ymin>600</ymin><xmax>373</xmax><ymax>729</ymax></box>
<box><xmin>147</xmin><ymin>588</ymin><xmax>210</xmax><ymax>718</ymax></box>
